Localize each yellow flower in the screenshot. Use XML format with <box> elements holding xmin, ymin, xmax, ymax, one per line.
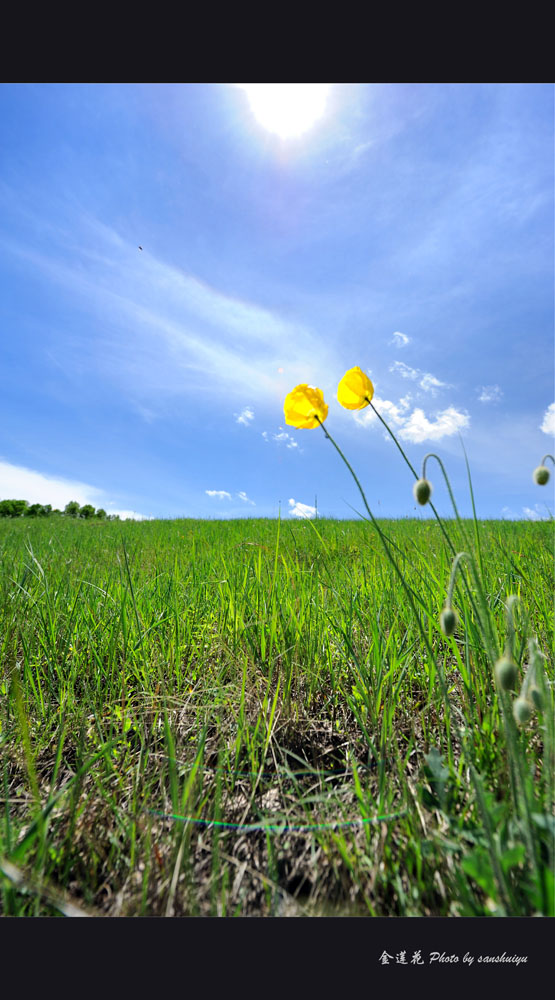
<box><xmin>337</xmin><ymin>366</ymin><xmax>374</xmax><ymax>410</ymax></box>
<box><xmin>284</xmin><ymin>384</ymin><xmax>328</xmax><ymax>429</ymax></box>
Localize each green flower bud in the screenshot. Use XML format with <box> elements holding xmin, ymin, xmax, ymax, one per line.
<box><xmin>533</xmin><ymin>465</ymin><xmax>550</xmax><ymax>485</ymax></box>
<box><xmin>495</xmin><ymin>656</ymin><xmax>518</xmax><ymax>691</ymax></box>
<box><xmin>440</xmin><ymin>607</ymin><xmax>457</xmax><ymax>637</ymax></box>
<box><xmin>513</xmin><ymin>696</ymin><xmax>533</xmax><ymax>725</ymax></box>
<box><xmin>529</xmin><ymin>686</ymin><xmax>543</xmax><ymax>710</ymax></box>
<box><xmin>413</xmin><ymin>478</ymin><xmax>432</xmax><ymax>505</ymax></box>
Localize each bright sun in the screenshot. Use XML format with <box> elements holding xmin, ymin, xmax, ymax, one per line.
<box><xmin>236</xmin><ymin>84</ymin><xmax>331</xmax><ymax>139</ymax></box>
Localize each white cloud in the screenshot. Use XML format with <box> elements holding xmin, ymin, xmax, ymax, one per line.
<box><xmin>205</xmin><ymin>490</ymin><xmax>231</xmax><ymax>500</ymax></box>
<box><xmin>540</xmin><ymin>402</ymin><xmax>555</xmax><ymax>436</ymax></box>
<box><xmin>288</xmin><ymin>498</ymin><xmax>316</xmax><ymax>519</ymax></box>
<box><xmin>522</xmin><ymin>505</ymin><xmax>551</xmax><ymax>521</ymax></box>
<box><xmin>109</xmin><ymin>509</ymin><xmax>152</xmax><ymax>521</ymax></box>
<box><xmin>398</xmin><ymin>406</ymin><xmax>470</xmax><ymax>443</ymax></box>
<box><xmin>389</xmin><ymin>361</ymin><xmax>450</xmax><ymax>395</ymax></box>
<box><xmin>390</xmin><ymin>361</ymin><xmax>419</xmax><ymax>380</ymax></box>
<box><xmin>0</xmin><ymin>207</ymin><xmax>340</xmax><ymax>412</ymax></box>
<box><xmin>237</xmin><ymin>491</ymin><xmax>255</xmax><ymax>505</ymax></box>
<box><xmin>390</xmin><ymin>331</ymin><xmax>410</xmax><ymax>348</ymax></box>
<box><xmin>235</xmin><ymin>406</ymin><xmax>254</xmax><ymax>426</ymax></box>
<box><xmin>0</xmin><ymin>458</ymin><xmax>103</xmax><ymax>509</ymax></box>
<box><xmin>354</xmin><ymin>395</ymin><xmax>411</xmax><ymax>429</ymax></box>
<box><xmin>0</xmin><ymin>459</ymin><xmax>152</xmax><ymax>519</ymax></box>
<box><xmin>262</xmin><ymin>428</ymin><xmax>298</xmax><ymax>449</ymax></box>
<box><xmin>500</xmin><ymin>505</ymin><xmax>550</xmax><ymax>522</ymax></box>
<box><xmin>478</xmin><ymin>385</ymin><xmax>503</xmax><ymax>404</ymax></box>
<box><xmin>419</xmin><ymin>373</ymin><xmax>450</xmax><ymax>395</ymax></box>
<box><xmin>274</xmin><ymin>432</ymin><xmax>298</xmax><ymax>450</ymax></box>
<box><xmin>356</xmin><ymin>397</ymin><xmax>469</xmax><ymax>442</ymax></box>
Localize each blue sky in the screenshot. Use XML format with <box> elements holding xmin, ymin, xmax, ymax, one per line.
<box><xmin>0</xmin><ymin>83</ymin><xmax>553</xmax><ymax>521</ymax></box>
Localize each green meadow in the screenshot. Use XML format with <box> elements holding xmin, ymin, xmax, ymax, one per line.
<box><xmin>0</xmin><ymin>508</ymin><xmax>553</xmax><ymax>917</ymax></box>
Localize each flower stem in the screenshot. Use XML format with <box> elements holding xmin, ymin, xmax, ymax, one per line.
<box><xmin>368</xmin><ymin>401</ymin><xmax>456</xmax><ymax>556</ymax></box>
<box><xmin>318</xmin><ymin>415</ymin><xmax>518</xmax><ymax>908</ymax></box>
<box><xmin>318</xmin><ymin>419</ymin><xmax>373</xmax><ymax>523</ymax></box>
<box><xmin>446</xmin><ymin>551</ymin><xmax>472</xmax><ymax>609</ymax></box>
<box><xmin>317</xmin><ymin>419</ymin><xmax>446</xmax><ymax>682</ymax></box>
<box><xmin>368</xmin><ymin>401</ymin><xmax>497</xmax><ymax>661</ymax></box>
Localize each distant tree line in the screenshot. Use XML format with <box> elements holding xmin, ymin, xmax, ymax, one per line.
<box><xmin>0</xmin><ymin>499</ymin><xmax>119</xmax><ymax>520</ymax></box>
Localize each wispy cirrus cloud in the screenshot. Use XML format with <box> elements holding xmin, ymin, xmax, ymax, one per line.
<box><xmin>540</xmin><ymin>402</ymin><xmax>555</xmax><ymax>436</ymax></box>
<box><xmin>237</xmin><ymin>491</ymin><xmax>255</xmax><ymax>505</ymax></box>
<box><xmin>0</xmin><ymin>197</ymin><xmax>340</xmax><ymax>415</ymax></box>
<box><xmin>390</xmin><ymin>331</ymin><xmax>410</xmax><ymax>348</ymax></box>
<box><xmin>262</xmin><ymin>429</ymin><xmax>298</xmax><ymax>449</ymax></box>
<box><xmin>419</xmin><ymin>373</ymin><xmax>449</xmax><ymax>394</ymax></box>
<box><xmin>205</xmin><ymin>489</ymin><xmax>254</xmax><ymax>504</ymax></box>
<box><xmin>205</xmin><ymin>490</ymin><xmax>231</xmax><ymax>500</ymax></box>
<box><xmin>389</xmin><ymin>361</ymin><xmax>451</xmax><ymax>395</ymax></box>
<box><xmin>235</xmin><ymin>407</ymin><xmax>254</xmax><ymax>426</ymax></box>
<box><xmin>390</xmin><ymin>361</ymin><xmax>419</xmax><ymax>381</ymax></box>
<box><xmin>477</xmin><ymin>385</ymin><xmax>503</xmax><ymax>404</ymax></box>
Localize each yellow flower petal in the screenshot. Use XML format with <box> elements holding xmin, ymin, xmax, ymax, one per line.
<box><xmin>337</xmin><ymin>367</ymin><xmax>374</xmax><ymax>410</ymax></box>
<box><xmin>284</xmin><ymin>384</ymin><xmax>328</xmax><ymax>429</ymax></box>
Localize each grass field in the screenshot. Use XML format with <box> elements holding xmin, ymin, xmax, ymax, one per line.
<box><xmin>1</xmin><ymin>504</ymin><xmax>553</xmax><ymax>917</ymax></box>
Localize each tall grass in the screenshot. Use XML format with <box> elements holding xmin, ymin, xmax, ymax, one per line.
<box><xmin>1</xmin><ymin>503</ymin><xmax>552</xmax><ymax>916</ymax></box>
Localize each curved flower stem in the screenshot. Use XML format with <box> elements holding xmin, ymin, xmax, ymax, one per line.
<box><xmin>504</xmin><ymin>594</ymin><xmax>520</xmax><ymax>661</ymax></box>
<box><xmin>368</xmin><ymin>401</ymin><xmax>456</xmax><ymax>556</ymax></box>
<box><xmin>495</xmin><ymin>600</ymin><xmax>541</xmax><ymax>882</ymax></box>
<box><xmin>317</xmin><ymin>417</ymin><xmax>517</xmax><ymax>906</ymax></box>
<box><xmin>446</xmin><ymin>551</ymin><xmax>473</xmax><ymax>609</ymax></box>
<box><xmin>459</xmin><ymin>435</ymin><xmax>486</xmax><ymax>592</ymax></box>
<box><xmin>541</xmin><ymin>454</ymin><xmax>555</xmax><ymax>466</ymax></box>
<box><xmin>367</xmin><ymin>401</ymin><xmax>416</xmax><ymax>478</ymax></box>
<box><xmin>317</xmin><ymin>418</ymin><xmax>446</xmax><ymax>683</ymax></box>
<box><xmin>422</xmin><ymin>454</ymin><xmax>467</xmax><ymax>536</ymax></box>
<box><xmin>318</xmin><ymin>419</ymin><xmax>372</xmax><ymax>522</ymax></box>
<box><xmin>426</xmin><ymin>449</ymin><xmax>497</xmax><ymax>659</ymax></box>
<box><xmin>318</xmin><ymin>414</ymin><xmax>534</xmax><ymax>907</ymax></box>
<box><xmin>442</xmin><ymin>549</ymin><xmax>497</xmax><ymax>672</ymax></box>
<box><xmin>367</xmin><ymin>401</ymin><xmax>497</xmax><ymax>662</ymax></box>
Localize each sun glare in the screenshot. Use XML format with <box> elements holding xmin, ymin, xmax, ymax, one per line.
<box><xmin>236</xmin><ymin>84</ymin><xmax>331</xmax><ymax>139</ymax></box>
